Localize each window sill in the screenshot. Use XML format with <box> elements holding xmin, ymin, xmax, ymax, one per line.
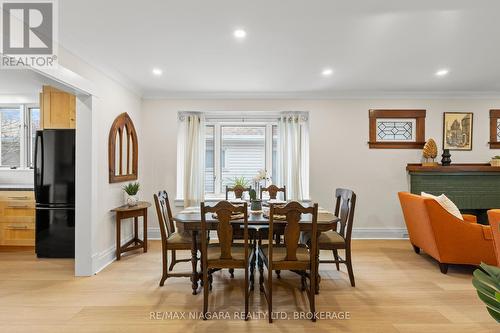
<box><xmin>0</xmin><ymin>168</ymin><xmax>33</xmax><ymax>172</ymax></box>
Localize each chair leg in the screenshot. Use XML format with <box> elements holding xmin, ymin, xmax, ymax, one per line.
<box><xmin>160</xmin><ymin>249</ymin><xmax>168</xmax><ymax>287</ymax></box>
<box><xmin>332</xmin><ymin>249</ymin><xmax>340</xmax><ymax>271</ymax></box>
<box><xmin>439</xmin><ymin>262</ymin><xmax>448</xmax><ymax>274</ymax></box>
<box><xmin>412</xmin><ymin>244</ymin><xmax>420</xmax><ymax>254</ymax></box>
<box><xmin>209</xmin><ymin>271</ymin><xmax>213</xmax><ymax>291</ymax></box>
<box><xmin>203</xmin><ymin>268</ymin><xmax>209</xmax><ymax>320</ymax></box>
<box><xmin>309</xmin><ymin>269</ymin><xmax>316</xmax><ymax>323</ymax></box>
<box><xmin>169</xmin><ymin>250</ymin><xmax>176</xmax><ymax>271</ymax></box>
<box><xmin>229</xmin><ymin>268</ymin><xmax>235</xmax><ymax>278</ymax></box>
<box><xmin>346</xmin><ymin>247</ymin><xmax>355</xmax><ymax>287</ymax></box>
<box><xmin>244</xmin><ymin>263</ymin><xmax>249</xmax><ymax>321</ymax></box>
<box><xmin>301</xmin><ymin>271</ymin><xmax>306</xmax><ymax>291</ymax></box>
<box><xmin>258</xmin><ymin>257</ymin><xmax>264</xmax><ymax>292</ymax></box>
<box><xmin>250</xmin><ymin>252</ymin><xmax>256</xmax><ymax>291</ymax></box>
<box><xmin>268</xmin><ymin>270</ymin><xmax>273</xmax><ymax>324</ymax></box>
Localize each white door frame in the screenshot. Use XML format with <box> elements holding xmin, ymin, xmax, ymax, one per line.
<box><xmin>31</xmin><ymin>66</ymin><xmax>97</xmax><ymax>276</ymax></box>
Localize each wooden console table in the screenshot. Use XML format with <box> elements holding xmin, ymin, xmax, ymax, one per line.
<box><xmin>111</xmin><ymin>201</ymin><xmax>151</xmax><ymax>260</ymax></box>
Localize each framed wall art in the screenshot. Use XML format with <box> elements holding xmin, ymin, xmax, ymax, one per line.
<box><xmin>443</xmin><ymin>112</ymin><xmax>473</xmax><ymax>151</ymax></box>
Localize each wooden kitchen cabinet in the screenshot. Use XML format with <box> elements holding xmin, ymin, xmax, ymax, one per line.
<box><xmin>40</xmin><ymin>85</ymin><xmax>76</xmax><ymax>129</ymax></box>
<box><xmin>0</xmin><ymin>191</ymin><xmax>35</xmax><ymax>247</ymax></box>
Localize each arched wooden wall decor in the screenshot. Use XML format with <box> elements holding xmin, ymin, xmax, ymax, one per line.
<box><xmin>108</xmin><ymin>112</ymin><xmax>138</xmax><ymax>183</ymax></box>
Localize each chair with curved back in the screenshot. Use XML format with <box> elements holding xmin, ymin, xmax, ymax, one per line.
<box><xmin>153</xmin><ymin>191</ymin><xmax>195</xmax><ymax>289</ymax></box>
<box><xmin>258</xmin><ymin>201</ymin><xmax>318</xmax><ymax>323</ymax></box>
<box><xmin>225</xmin><ymin>185</ymin><xmax>252</xmax><ymax>200</ymax></box>
<box><xmin>200</xmin><ymin>201</ymin><xmax>255</xmax><ymax>320</ymax></box>
<box><xmin>486</xmin><ymin>210</ymin><xmax>500</xmax><ymax>266</ymax></box>
<box><xmin>398</xmin><ymin>192</ymin><xmax>497</xmax><ymax>273</ymax></box>
<box><xmin>318</xmin><ymin>188</ymin><xmax>357</xmax><ymax>287</ymax></box>
<box><xmin>260</xmin><ymin>185</ymin><xmax>287</xmax><ymax>201</ymax></box>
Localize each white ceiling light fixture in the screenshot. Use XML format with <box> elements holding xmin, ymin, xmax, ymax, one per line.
<box><xmin>321</xmin><ymin>68</ymin><xmax>333</xmax><ymax>77</ymax></box>
<box><xmin>233</xmin><ymin>29</ymin><xmax>247</xmax><ymax>39</ymax></box>
<box><xmin>435</xmin><ymin>69</ymin><xmax>449</xmax><ymax>77</ymax></box>
<box><xmin>152</xmin><ymin>68</ymin><xmax>163</xmax><ymax>76</ymax></box>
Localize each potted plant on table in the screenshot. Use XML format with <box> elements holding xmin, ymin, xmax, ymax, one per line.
<box><xmin>123</xmin><ymin>182</ymin><xmax>140</xmax><ymax>206</ymax></box>
<box><xmin>249</xmin><ymin>189</ymin><xmax>262</xmax><ymax>212</ymax></box>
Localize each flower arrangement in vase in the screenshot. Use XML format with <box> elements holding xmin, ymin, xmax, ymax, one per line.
<box><xmin>123</xmin><ymin>182</ymin><xmax>140</xmax><ymax>206</ymax></box>
<box><xmin>253</xmin><ymin>169</ymin><xmax>271</xmax><ymax>198</ymax></box>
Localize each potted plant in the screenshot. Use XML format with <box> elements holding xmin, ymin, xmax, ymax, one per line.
<box><xmin>123</xmin><ymin>182</ymin><xmax>140</xmax><ymax>206</ymax></box>
<box><xmin>491</xmin><ymin>156</ymin><xmax>500</xmax><ymax>167</ymax></box>
<box><xmin>249</xmin><ymin>189</ymin><xmax>262</xmax><ymax>211</ymax></box>
<box><xmin>472</xmin><ymin>263</ymin><xmax>500</xmax><ymax>322</ymax></box>
<box><xmin>227</xmin><ymin>176</ymin><xmax>249</xmax><ymax>199</ymax></box>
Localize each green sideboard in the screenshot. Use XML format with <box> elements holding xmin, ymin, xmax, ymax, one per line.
<box><xmin>407</xmin><ymin>163</ymin><xmax>500</xmax><ymax>210</ymax></box>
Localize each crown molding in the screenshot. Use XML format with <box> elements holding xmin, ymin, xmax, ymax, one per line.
<box><xmin>142</xmin><ymin>90</ymin><xmax>500</xmax><ymax>100</ymax></box>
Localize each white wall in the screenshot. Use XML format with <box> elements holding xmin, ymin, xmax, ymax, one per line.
<box><xmin>56</xmin><ymin>49</ymin><xmax>143</xmax><ymax>274</ymax></box>
<box><xmin>141</xmin><ymin>98</ymin><xmax>500</xmax><ymax>238</ymax></box>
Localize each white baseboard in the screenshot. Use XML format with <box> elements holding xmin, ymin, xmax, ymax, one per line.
<box><xmin>147</xmin><ymin>227</ymin><xmax>408</xmax><ymax>240</ymax></box>
<box><xmin>91</xmin><ymin>235</ymin><xmax>134</xmax><ymax>274</ymax></box>
<box><xmin>351</xmin><ymin>228</ymin><xmax>408</xmax><ymax>239</ymax></box>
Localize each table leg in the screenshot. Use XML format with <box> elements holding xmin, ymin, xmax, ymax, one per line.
<box><xmin>315</xmin><ymin>233</ymin><xmax>321</xmax><ymax>294</ymax></box>
<box><xmin>143</xmin><ymin>209</ymin><xmax>148</xmax><ymax>253</ymax></box>
<box><xmin>134</xmin><ymin>217</ymin><xmax>139</xmax><ymax>244</ymax></box>
<box><xmin>116</xmin><ymin>215</ymin><xmax>121</xmax><ymax>261</ymax></box>
<box><xmin>191</xmin><ymin>230</ymin><xmax>199</xmax><ymax>295</ymax></box>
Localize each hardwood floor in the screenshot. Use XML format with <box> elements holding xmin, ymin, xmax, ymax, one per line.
<box><xmin>0</xmin><ymin>240</ymin><xmax>497</xmax><ymax>332</ymax></box>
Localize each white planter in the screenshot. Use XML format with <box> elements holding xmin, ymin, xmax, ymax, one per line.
<box><xmin>124</xmin><ymin>193</ymin><xmax>138</xmax><ymax>206</ymax></box>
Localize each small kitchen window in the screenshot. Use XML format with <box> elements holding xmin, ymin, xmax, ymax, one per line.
<box><xmin>0</xmin><ymin>105</ymin><xmax>39</xmax><ymax>169</ymax></box>
<box><xmin>489</xmin><ymin>109</ymin><xmax>500</xmax><ymax>149</ymax></box>
<box><xmin>368</xmin><ymin>109</ymin><xmax>426</xmax><ymax>149</ymax></box>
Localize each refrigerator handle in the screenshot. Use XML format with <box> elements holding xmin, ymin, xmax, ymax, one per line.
<box><xmin>34</xmin><ymin>131</ymin><xmax>43</xmax><ymax>203</ymax></box>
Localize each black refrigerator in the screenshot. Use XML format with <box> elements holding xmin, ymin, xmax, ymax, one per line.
<box><xmin>34</xmin><ymin>129</ymin><xmax>76</xmax><ymax>258</ymax></box>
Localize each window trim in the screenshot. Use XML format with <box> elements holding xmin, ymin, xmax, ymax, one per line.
<box><xmin>0</xmin><ymin>104</ymin><xmax>39</xmax><ymax>169</ymax></box>
<box><xmin>489</xmin><ymin>109</ymin><xmax>500</xmax><ymax>149</ymax></box>
<box><xmin>368</xmin><ymin>109</ymin><xmax>426</xmax><ymax>149</ymax></box>
<box><xmin>205</xmin><ymin>120</ymin><xmax>276</xmax><ymax>199</ymax></box>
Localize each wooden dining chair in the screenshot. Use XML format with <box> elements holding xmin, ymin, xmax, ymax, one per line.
<box><xmin>200</xmin><ymin>201</ymin><xmax>255</xmax><ymax>320</ymax></box>
<box><xmin>225</xmin><ymin>185</ymin><xmax>252</xmax><ymax>200</ymax></box>
<box><xmin>153</xmin><ymin>191</ymin><xmax>195</xmax><ymax>289</ymax></box>
<box><xmin>258</xmin><ymin>201</ymin><xmax>318</xmax><ymax>323</ymax></box>
<box><xmin>318</xmin><ymin>188</ymin><xmax>357</xmax><ymax>287</ymax></box>
<box><xmin>260</xmin><ymin>185</ymin><xmax>286</xmax><ymax>201</ymax></box>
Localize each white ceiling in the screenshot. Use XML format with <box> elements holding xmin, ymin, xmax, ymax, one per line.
<box><xmin>59</xmin><ymin>0</ymin><xmax>500</xmax><ymax>98</ymax></box>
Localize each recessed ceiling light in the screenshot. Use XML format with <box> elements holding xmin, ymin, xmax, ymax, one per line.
<box><xmin>152</xmin><ymin>68</ymin><xmax>163</xmax><ymax>76</ymax></box>
<box><xmin>233</xmin><ymin>29</ymin><xmax>247</xmax><ymax>39</ymax></box>
<box><xmin>435</xmin><ymin>69</ymin><xmax>449</xmax><ymax>77</ymax></box>
<box><xmin>321</xmin><ymin>68</ymin><xmax>333</xmax><ymax>76</ymax></box>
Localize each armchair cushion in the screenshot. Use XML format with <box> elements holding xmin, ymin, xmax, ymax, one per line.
<box><xmin>462</xmin><ymin>214</ymin><xmax>477</xmax><ymax>223</ymax></box>
<box><xmin>421</xmin><ymin>192</ymin><xmax>463</xmax><ymax>220</ymax></box>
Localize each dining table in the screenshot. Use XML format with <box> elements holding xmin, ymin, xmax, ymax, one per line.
<box><xmin>173</xmin><ymin>202</ymin><xmax>340</xmax><ymax>295</ymax></box>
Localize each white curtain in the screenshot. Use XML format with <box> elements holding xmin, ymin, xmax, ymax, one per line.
<box><xmin>277</xmin><ymin>112</ymin><xmax>310</xmax><ymax>200</ymax></box>
<box><xmin>177</xmin><ymin>113</ymin><xmax>205</xmax><ymax>207</ymax></box>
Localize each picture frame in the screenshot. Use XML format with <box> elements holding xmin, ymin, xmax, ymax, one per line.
<box><xmin>443</xmin><ymin>112</ymin><xmax>473</xmax><ymax>151</ymax></box>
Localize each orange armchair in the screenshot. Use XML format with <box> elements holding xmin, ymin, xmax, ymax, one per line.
<box><xmin>486</xmin><ymin>210</ymin><xmax>500</xmax><ymax>266</ymax></box>
<box><xmin>398</xmin><ymin>192</ymin><xmax>497</xmax><ymax>273</ymax></box>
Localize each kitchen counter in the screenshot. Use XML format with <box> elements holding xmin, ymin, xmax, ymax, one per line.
<box><xmin>0</xmin><ymin>184</ymin><xmax>34</xmax><ymax>191</ymax></box>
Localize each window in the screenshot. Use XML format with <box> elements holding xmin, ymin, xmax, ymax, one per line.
<box><xmin>368</xmin><ymin>109</ymin><xmax>426</xmax><ymax>149</ymax></box>
<box><xmin>489</xmin><ymin>110</ymin><xmax>500</xmax><ymax>149</ymax></box>
<box><xmin>0</xmin><ymin>105</ymin><xmax>39</xmax><ymax>169</ymax></box>
<box><xmin>204</xmin><ymin>120</ymin><xmax>278</xmax><ymax>197</ymax></box>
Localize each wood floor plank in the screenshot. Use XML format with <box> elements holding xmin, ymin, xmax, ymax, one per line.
<box><xmin>0</xmin><ymin>240</ymin><xmax>497</xmax><ymax>332</ymax></box>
